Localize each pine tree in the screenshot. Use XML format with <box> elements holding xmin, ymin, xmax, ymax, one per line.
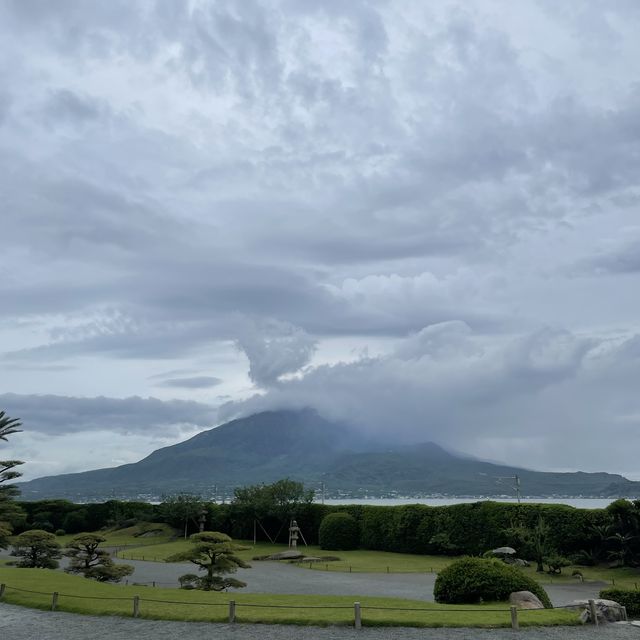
<box><xmin>168</xmin><ymin>531</ymin><xmax>250</xmax><ymax>591</ymax></box>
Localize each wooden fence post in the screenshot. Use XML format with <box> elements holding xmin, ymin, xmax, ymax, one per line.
<box><xmin>133</xmin><ymin>595</ymin><xmax>140</xmax><ymax>618</ymax></box>
<box><xmin>51</xmin><ymin>592</ymin><xmax>59</xmax><ymax>611</ymax></box>
<box><xmin>588</xmin><ymin>599</ymin><xmax>598</xmax><ymax>625</ymax></box>
<box><xmin>510</xmin><ymin>606</ymin><xmax>519</xmax><ymax>630</ymax></box>
<box><xmin>354</xmin><ymin>602</ymin><xmax>362</xmax><ymax>629</ymax></box>
<box><xmin>0</xmin><ymin>584</ymin><xmax>5</xmax><ymax>599</ymax></box>
<box><xmin>229</xmin><ymin>600</ymin><xmax>236</xmax><ymax>623</ymax></box>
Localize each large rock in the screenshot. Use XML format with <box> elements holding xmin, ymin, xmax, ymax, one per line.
<box><xmin>509</xmin><ymin>591</ymin><xmax>544</xmax><ymax>609</ymax></box>
<box><xmin>567</xmin><ymin>599</ymin><xmax>626</xmax><ymax>623</ymax></box>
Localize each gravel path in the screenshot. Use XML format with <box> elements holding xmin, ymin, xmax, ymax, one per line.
<box><xmin>1</xmin><ymin>546</ymin><xmax>607</xmax><ymax>606</ymax></box>
<box><xmin>111</xmin><ymin>556</ymin><xmax>606</xmax><ymax>607</ymax></box>
<box><xmin>1</xmin><ymin>603</ymin><xmax>639</xmax><ymax>640</ymax></box>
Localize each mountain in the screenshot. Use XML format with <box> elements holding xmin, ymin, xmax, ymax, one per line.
<box><xmin>17</xmin><ymin>409</ymin><xmax>640</xmax><ymax>501</ymax></box>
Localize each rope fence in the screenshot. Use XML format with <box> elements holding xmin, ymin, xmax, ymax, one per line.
<box><xmin>0</xmin><ymin>582</ymin><xmax>626</xmax><ymax>628</ymax></box>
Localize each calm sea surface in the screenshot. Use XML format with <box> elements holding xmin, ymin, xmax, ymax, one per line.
<box><xmin>321</xmin><ymin>497</ymin><xmax>623</xmax><ymax>509</ymax></box>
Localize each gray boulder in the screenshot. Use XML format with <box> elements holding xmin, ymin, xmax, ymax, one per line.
<box><xmin>509</xmin><ymin>591</ymin><xmax>544</xmax><ymax>609</ymax></box>
<box><xmin>567</xmin><ymin>599</ymin><xmax>626</xmax><ymax>623</ymax></box>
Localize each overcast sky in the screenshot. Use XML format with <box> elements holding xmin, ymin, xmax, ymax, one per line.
<box><xmin>2</xmin><ymin>0</ymin><xmax>640</xmax><ymax>483</ymax></box>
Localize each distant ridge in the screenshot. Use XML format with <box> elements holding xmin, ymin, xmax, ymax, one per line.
<box><xmin>17</xmin><ymin>409</ymin><xmax>640</xmax><ymax>501</ymax></box>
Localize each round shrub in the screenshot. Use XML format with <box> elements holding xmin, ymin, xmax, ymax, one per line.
<box><xmin>55</xmin><ymin>529</ymin><xmax>66</xmax><ymax>537</ymax></box>
<box><xmin>434</xmin><ymin>557</ymin><xmax>552</xmax><ymax>608</ymax></box>
<box><xmin>319</xmin><ymin>512</ymin><xmax>359</xmax><ymax>550</ymax></box>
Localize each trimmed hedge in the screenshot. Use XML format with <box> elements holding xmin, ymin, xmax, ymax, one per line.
<box><xmin>434</xmin><ymin>557</ymin><xmax>552</xmax><ymax>608</ymax></box>
<box><xmin>599</xmin><ymin>588</ymin><xmax>640</xmax><ymax>617</ymax></box>
<box><xmin>319</xmin><ymin>512</ymin><xmax>359</xmax><ymax>550</ymax></box>
<box><xmin>17</xmin><ymin>498</ymin><xmax>626</xmax><ymax>561</ymax></box>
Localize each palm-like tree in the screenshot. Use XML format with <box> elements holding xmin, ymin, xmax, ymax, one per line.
<box><xmin>0</xmin><ymin>411</ymin><xmax>22</xmax><ymax>441</ymax></box>
<box><xmin>607</xmin><ymin>532</ymin><xmax>636</xmax><ymax>567</ymax></box>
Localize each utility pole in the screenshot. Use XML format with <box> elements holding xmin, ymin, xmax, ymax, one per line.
<box><xmin>480</xmin><ymin>473</ymin><xmax>522</xmax><ymax>503</ymax></box>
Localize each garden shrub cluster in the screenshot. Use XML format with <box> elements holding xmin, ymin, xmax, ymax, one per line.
<box><xmin>318</xmin><ymin>512</ymin><xmax>359</xmax><ymax>550</ymax></box>
<box><xmin>599</xmin><ymin>588</ymin><xmax>640</xmax><ymax>617</ymax></box>
<box><xmin>434</xmin><ymin>557</ymin><xmax>552</xmax><ymax>607</ymax></box>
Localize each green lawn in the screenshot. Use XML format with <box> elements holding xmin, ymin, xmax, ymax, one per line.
<box><xmin>51</xmin><ymin>523</ymin><xmax>177</xmax><ymax>548</ymax></box>
<box><xmin>117</xmin><ymin>540</ymin><xmax>455</xmax><ymax>572</ymax></box>
<box><xmin>0</xmin><ymin>567</ymin><xmax>578</xmax><ymax>627</ymax></box>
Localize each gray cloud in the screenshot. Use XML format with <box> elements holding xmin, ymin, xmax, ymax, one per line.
<box><xmin>580</xmin><ymin>240</ymin><xmax>640</xmax><ymax>275</ymax></box>
<box><xmin>0</xmin><ymin>393</ymin><xmax>216</xmax><ymax>436</ymax></box>
<box><xmin>2</xmin><ymin>1</ymin><xmax>640</xmax><ymax>477</ymax></box>
<box><xmin>156</xmin><ymin>376</ymin><xmax>223</xmax><ymax>389</ymax></box>
<box><xmin>221</xmin><ymin>324</ymin><xmax>640</xmax><ymax>473</ymax></box>
<box><xmin>235</xmin><ymin>319</ymin><xmax>317</xmax><ymax>387</ymax></box>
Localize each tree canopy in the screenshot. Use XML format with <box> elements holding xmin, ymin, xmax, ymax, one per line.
<box><xmin>232</xmin><ymin>478</ymin><xmax>314</xmax><ymax>522</ymax></box>
<box><xmin>160</xmin><ymin>493</ymin><xmax>206</xmax><ymax>539</ymax></box>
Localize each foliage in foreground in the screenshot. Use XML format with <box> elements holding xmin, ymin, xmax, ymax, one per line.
<box><xmin>65</xmin><ymin>533</ymin><xmax>134</xmax><ymax>582</ymax></box>
<box><xmin>167</xmin><ymin>531</ymin><xmax>250</xmax><ymax>591</ymax></box>
<box><xmin>434</xmin><ymin>557</ymin><xmax>552</xmax><ymax>608</ymax></box>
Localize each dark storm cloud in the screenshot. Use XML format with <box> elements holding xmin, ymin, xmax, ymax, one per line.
<box><xmin>0</xmin><ymin>393</ymin><xmax>216</xmax><ymax>436</ymax></box>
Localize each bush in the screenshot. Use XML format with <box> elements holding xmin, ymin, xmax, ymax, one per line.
<box><xmin>319</xmin><ymin>513</ymin><xmax>359</xmax><ymax>550</ymax></box>
<box><xmin>55</xmin><ymin>529</ymin><xmax>66</xmax><ymax>537</ymax></box>
<box><xmin>434</xmin><ymin>557</ymin><xmax>552</xmax><ymax>608</ymax></box>
<box><xmin>544</xmin><ymin>555</ymin><xmax>570</xmax><ymax>574</ymax></box>
<box><xmin>600</xmin><ymin>588</ymin><xmax>640</xmax><ymax>617</ymax></box>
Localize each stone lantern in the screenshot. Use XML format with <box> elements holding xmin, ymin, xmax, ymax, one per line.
<box><xmin>288</xmin><ymin>519</ymin><xmax>300</xmax><ymax>549</ymax></box>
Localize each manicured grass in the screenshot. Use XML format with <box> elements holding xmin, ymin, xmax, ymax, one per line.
<box><xmin>53</xmin><ymin>523</ymin><xmax>177</xmax><ymax>548</ymax></box>
<box><xmin>0</xmin><ymin>567</ymin><xmax>579</xmax><ymax>627</ymax></box>
<box><xmin>118</xmin><ymin>540</ymin><xmax>456</xmax><ymax>573</ymax></box>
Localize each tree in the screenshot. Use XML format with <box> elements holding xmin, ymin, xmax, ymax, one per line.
<box><xmin>11</xmin><ymin>529</ymin><xmax>62</xmax><ymax>568</ymax></box>
<box><xmin>0</xmin><ymin>411</ymin><xmax>22</xmax><ymax>441</ymax></box>
<box><xmin>65</xmin><ymin>533</ymin><xmax>134</xmax><ymax>582</ymax></box>
<box><xmin>0</xmin><ymin>411</ymin><xmax>25</xmax><ymax>548</ymax></box>
<box><xmin>607</xmin><ymin>532</ymin><xmax>635</xmax><ymax>567</ymax></box>
<box><xmin>232</xmin><ymin>478</ymin><xmax>314</xmax><ymax>542</ymax></box>
<box><xmin>233</xmin><ymin>479</ymin><xmax>314</xmax><ymax>522</ymax></box>
<box><xmin>167</xmin><ymin>531</ymin><xmax>250</xmax><ymax>591</ymax></box>
<box><xmin>160</xmin><ymin>493</ymin><xmax>205</xmax><ymax>539</ymax></box>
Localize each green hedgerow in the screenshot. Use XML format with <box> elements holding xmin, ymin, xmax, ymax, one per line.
<box><xmin>600</xmin><ymin>588</ymin><xmax>640</xmax><ymax>617</ymax></box>
<box><xmin>434</xmin><ymin>557</ymin><xmax>552</xmax><ymax>608</ymax></box>
<box><xmin>318</xmin><ymin>512</ymin><xmax>359</xmax><ymax>551</ymax></box>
